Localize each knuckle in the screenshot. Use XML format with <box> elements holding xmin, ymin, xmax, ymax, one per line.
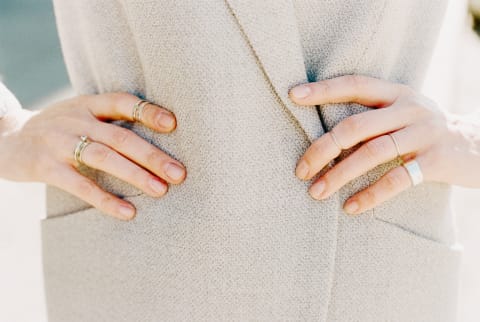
<box><xmin>421</xmin><ymin>147</ymin><xmax>441</xmax><ymax>171</ymax></box>
<box><xmin>345</xmin><ymin>74</ymin><xmax>367</xmax><ymax>91</ymax></box>
<box><xmin>90</xmin><ymin>144</ymin><xmax>112</xmax><ymax>164</ymax></box>
<box><xmin>129</xmin><ymin>168</ymin><xmax>149</xmax><ymax>187</ymax></box>
<box><xmin>407</xmin><ymin>95</ymin><xmax>433</xmax><ymax>118</ymax></box>
<box><xmin>363</xmin><ymin>138</ymin><xmax>388</xmax><ymax>162</ymax></box>
<box><xmin>341</xmin><ymin>113</ymin><xmax>366</xmax><ymax>136</ymax></box>
<box><xmin>31</xmin><ymin>152</ymin><xmax>51</xmax><ymax>180</ymax></box>
<box><xmin>110</xmin><ymin>127</ymin><xmax>131</xmax><ymax>146</ymax></box>
<box><xmin>309</xmin><ymin>139</ymin><xmax>325</xmax><ymax>157</ymax></box>
<box><xmin>319</xmin><ymin>80</ymin><xmax>332</xmax><ymax>97</ymax></box>
<box><xmin>326</xmin><ymin>168</ymin><xmax>345</xmax><ymax>186</ymax></box>
<box><xmin>109</xmin><ymin>92</ymin><xmax>133</xmax><ymax>105</ymax></box>
<box><xmin>424</xmin><ymin>119</ymin><xmax>445</xmax><ymax>140</ymax></box>
<box><xmin>398</xmin><ymin>83</ymin><xmax>415</xmax><ymax>96</ymax></box>
<box><xmin>76</xmin><ymin>178</ymin><xmax>98</xmax><ymax>197</ymax></box>
<box><xmin>98</xmin><ymin>193</ymin><xmax>117</xmax><ymax>212</ymax></box>
<box><xmin>360</xmin><ymin>188</ymin><xmax>377</xmax><ymax>206</ymax></box>
<box><xmin>146</xmin><ymin>148</ymin><xmax>163</xmax><ymax>167</ymax></box>
<box><xmin>383</xmin><ymin>170</ymin><xmax>403</xmax><ymax>191</ymax></box>
<box><xmin>321</xmin><ymin>171</ymin><xmax>336</xmax><ymax>186</ymax></box>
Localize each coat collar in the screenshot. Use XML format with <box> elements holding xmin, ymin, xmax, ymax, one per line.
<box><xmin>223</xmin><ymin>0</ymin><xmax>325</xmax><ymax>143</ymax></box>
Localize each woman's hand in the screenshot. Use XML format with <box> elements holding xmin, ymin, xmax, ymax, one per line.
<box><xmin>0</xmin><ymin>92</ymin><xmax>187</xmax><ymax>220</ymax></box>
<box><xmin>289</xmin><ymin>75</ymin><xmax>480</xmax><ymax>215</ymax></box>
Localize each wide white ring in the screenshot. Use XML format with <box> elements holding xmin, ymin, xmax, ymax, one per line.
<box><xmin>402</xmin><ymin>159</ymin><xmax>423</xmax><ymax>186</ymax></box>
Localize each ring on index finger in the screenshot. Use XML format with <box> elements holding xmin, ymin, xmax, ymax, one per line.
<box><xmin>132</xmin><ymin>99</ymin><xmax>150</xmax><ymax>123</ymax></box>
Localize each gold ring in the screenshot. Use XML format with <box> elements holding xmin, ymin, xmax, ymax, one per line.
<box><xmin>74</xmin><ymin>135</ymin><xmax>92</xmax><ymax>165</ymax></box>
<box><xmin>132</xmin><ymin>99</ymin><xmax>149</xmax><ymax>122</ymax></box>
<box><xmin>329</xmin><ymin>131</ymin><xmax>343</xmax><ymax>151</ymax></box>
<box><xmin>388</xmin><ymin>132</ymin><xmax>401</xmax><ymax>158</ymax></box>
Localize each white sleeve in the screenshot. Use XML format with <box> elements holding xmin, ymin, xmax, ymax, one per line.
<box><xmin>0</xmin><ymin>81</ymin><xmax>22</xmax><ymax>120</ymax></box>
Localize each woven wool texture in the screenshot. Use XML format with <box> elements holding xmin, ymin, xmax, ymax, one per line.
<box><xmin>31</xmin><ymin>0</ymin><xmax>464</xmax><ymax>321</ymax></box>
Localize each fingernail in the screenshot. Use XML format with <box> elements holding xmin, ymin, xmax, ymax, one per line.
<box><xmin>157</xmin><ymin>111</ymin><xmax>175</xmax><ymax>129</ymax></box>
<box><xmin>309</xmin><ymin>180</ymin><xmax>325</xmax><ymax>199</ymax></box>
<box><xmin>165</xmin><ymin>162</ymin><xmax>185</xmax><ymax>181</ymax></box>
<box><xmin>149</xmin><ymin>177</ymin><xmax>167</xmax><ymax>194</ymax></box>
<box><xmin>344</xmin><ymin>200</ymin><xmax>359</xmax><ymax>214</ymax></box>
<box><xmin>296</xmin><ymin>159</ymin><xmax>309</xmax><ymax>179</ymax></box>
<box><xmin>118</xmin><ymin>203</ymin><xmax>135</xmax><ymax>219</ymax></box>
<box><xmin>290</xmin><ymin>85</ymin><xmax>311</xmax><ymax>99</ymax></box>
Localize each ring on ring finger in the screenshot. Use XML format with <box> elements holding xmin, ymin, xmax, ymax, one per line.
<box><xmin>402</xmin><ymin>159</ymin><xmax>424</xmax><ymax>186</ymax></box>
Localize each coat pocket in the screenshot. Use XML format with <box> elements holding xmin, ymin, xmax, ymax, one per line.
<box><xmin>43</xmin><ymin>166</ymin><xmax>145</xmax><ymax>221</ymax></box>
<box><xmin>327</xmin><ymin>214</ymin><xmax>463</xmax><ymax>322</ymax></box>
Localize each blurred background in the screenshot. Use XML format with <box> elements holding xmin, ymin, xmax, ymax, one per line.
<box><xmin>0</xmin><ymin>0</ymin><xmax>479</xmax><ymax>321</ymax></box>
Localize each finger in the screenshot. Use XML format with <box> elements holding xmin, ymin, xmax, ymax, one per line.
<box><xmin>87</xmin><ymin>121</ymin><xmax>186</xmax><ymax>184</ymax></box>
<box><xmin>73</xmin><ymin>140</ymin><xmax>169</xmax><ymax>197</ymax></box>
<box><xmin>288</xmin><ymin>74</ymin><xmax>410</xmax><ymax>107</ymax></box>
<box><xmin>307</xmin><ymin>124</ymin><xmax>432</xmax><ymax>200</ymax></box>
<box><xmin>296</xmin><ymin>101</ymin><xmax>419</xmax><ymax>181</ymax></box>
<box><xmin>341</xmin><ymin>163</ymin><xmax>414</xmax><ymax>215</ymax></box>
<box><xmin>50</xmin><ymin>164</ymin><xmax>137</xmax><ymax>221</ymax></box>
<box><xmin>86</xmin><ymin>92</ymin><xmax>177</xmax><ymax>133</ymax></box>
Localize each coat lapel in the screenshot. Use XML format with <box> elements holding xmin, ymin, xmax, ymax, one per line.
<box><xmin>223</xmin><ymin>0</ymin><xmax>325</xmax><ymax>144</ymax></box>
<box><xmin>223</xmin><ymin>1</ymin><xmax>338</xmax><ymax>320</ymax></box>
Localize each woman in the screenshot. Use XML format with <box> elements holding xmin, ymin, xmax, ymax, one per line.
<box><xmin>0</xmin><ymin>0</ymin><xmax>479</xmax><ymax>321</ymax></box>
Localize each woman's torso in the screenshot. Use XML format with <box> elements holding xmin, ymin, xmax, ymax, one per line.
<box><xmin>41</xmin><ymin>1</ymin><xmax>461</xmax><ymax>321</ymax></box>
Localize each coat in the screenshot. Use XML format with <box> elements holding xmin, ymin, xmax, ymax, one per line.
<box><xmin>39</xmin><ymin>0</ymin><xmax>462</xmax><ymax>321</ymax></box>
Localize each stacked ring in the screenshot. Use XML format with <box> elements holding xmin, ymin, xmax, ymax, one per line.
<box><xmin>74</xmin><ymin>135</ymin><xmax>92</xmax><ymax>165</ymax></box>
<box><xmin>132</xmin><ymin>99</ymin><xmax>149</xmax><ymax>123</ymax></box>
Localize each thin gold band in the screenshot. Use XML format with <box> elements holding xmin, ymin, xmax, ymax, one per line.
<box><xmin>329</xmin><ymin>131</ymin><xmax>343</xmax><ymax>151</ymax></box>
<box><xmin>74</xmin><ymin>135</ymin><xmax>92</xmax><ymax>165</ymax></box>
<box><xmin>388</xmin><ymin>133</ymin><xmax>401</xmax><ymax>158</ymax></box>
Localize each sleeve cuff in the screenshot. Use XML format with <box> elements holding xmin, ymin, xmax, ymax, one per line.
<box><xmin>0</xmin><ymin>81</ymin><xmax>22</xmax><ymax>119</ymax></box>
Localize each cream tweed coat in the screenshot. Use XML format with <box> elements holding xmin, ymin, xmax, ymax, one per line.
<box><xmin>27</xmin><ymin>0</ymin><xmax>464</xmax><ymax>321</ymax></box>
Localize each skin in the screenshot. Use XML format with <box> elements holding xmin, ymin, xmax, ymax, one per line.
<box><xmin>0</xmin><ymin>92</ymin><xmax>187</xmax><ymax>221</ymax></box>
<box><xmin>1</xmin><ymin>75</ymin><xmax>478</xmax><ymax>221</ymax></box>
<box><xmin>289</xmin><ymin>74</ymin><xmax>480</xmax><ymax>215</ymax></box>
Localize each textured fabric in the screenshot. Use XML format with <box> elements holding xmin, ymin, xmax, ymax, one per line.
<box><xmin>39</xmin><ymin>0</ymin><xmax>463</xmax><ymax>321</ymax></box>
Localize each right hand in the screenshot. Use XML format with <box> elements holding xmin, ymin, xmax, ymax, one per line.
<box><xmin>0</xmin><ymin>92</ymin><xmax>187</xmax><ymax>221</ymax></box>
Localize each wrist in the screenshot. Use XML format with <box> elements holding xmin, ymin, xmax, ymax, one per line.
<box><xmin>0</xmin><ymin>108</ymin><xmax>36</xmax><ymax>138</ymax></box>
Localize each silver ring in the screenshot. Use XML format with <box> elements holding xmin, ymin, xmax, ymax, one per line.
<box><xmin>132</xmin><ymin>99</ymin><xmax>149</xmax><ymax>122</ymax></box>
<box><xmin>329</xmin><ymin>131</ymin><xmax>343</xmax><ymax>150</ymax></box>
<box><xmin>402</xmin><ymin>159</ymin><xmax>423</xmax><ymax>186</ymax></box>
<box><xmin>74</xmin><ymin>135</ymin><xmax>92</xmax><ymax>165</ymax></box>
<box><xmin>388</xmin><ymin>133</ymin><xmax>401</xmax><ymax>158</ymax></box>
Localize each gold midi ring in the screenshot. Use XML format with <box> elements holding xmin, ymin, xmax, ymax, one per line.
<box><xmin>388</xmin><ymin>132</ymin><xmax>401</xmax><ymax>158</ymax></box>
<box><xmin>74</xmin><ymin>135</ymin><xmax>92</xmax><ymax>165</ymax></box>
<box><xmin>329</xmin><ymin>131</ymin><xmax>343</xmax><ymax>151</ymax></box>
<box><xmin>402</xmin><ymin>159</ymin><xmax>424</xmax><ymax>186</ymax></box>
<box><xmin>132</xmin><ymin>99</ymin><xmax>150</xmax><ymax>123</ymax></box>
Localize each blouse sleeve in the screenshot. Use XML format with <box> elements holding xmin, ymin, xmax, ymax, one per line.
<box><xmin>0</xmin><ymin>81</ymin><xmax>22</xmax><ymax>120</ymax></box>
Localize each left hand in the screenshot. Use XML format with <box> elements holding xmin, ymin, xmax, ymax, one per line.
<box><xmin>288</xmin><ymin>74</ymin><xmax>480</xmax><ymax>215</ymax></box>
